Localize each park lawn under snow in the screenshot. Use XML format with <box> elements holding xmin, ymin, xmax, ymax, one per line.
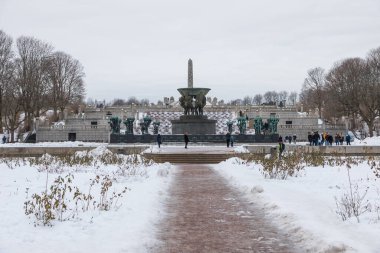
<box><xmin>214</xmin><ymin>158</ymin><xmax>380</xmax><ymax>253</ymax></box>
<box><xmin>0</xmin><ymin>146</ymin><xmax>173</xmax><ymax>253</ymax></box>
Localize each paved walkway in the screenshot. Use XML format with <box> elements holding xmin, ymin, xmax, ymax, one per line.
<box><xmin>155</xmin><ymin>164</ymin><xmax>296</xmax><ymax>253</ymax></box>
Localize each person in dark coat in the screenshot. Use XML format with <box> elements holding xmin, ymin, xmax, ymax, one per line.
<box><xmin>184</xmin><ymin>132</ymin><xmax>189</xmax><ymax>148</ymax></box>
<box><xmin>156</xmin><ymin>134</ymin><xmax>162</xmax><ymax>148</ymax></box>
<box><xmin>327</xmin><ymin>134</ymin><xmax>333</xmax><ymax>146</ymax></box>
<box><xmin>308</xmin><ymin>132</ymin><xmax>313</xmax><ymax>146</ymax></box>
<box><xmin>335</xmin><ymin>133</ymin><xmax>340</xmax><ymax>146</ymax></box>
<box><xmin>313</xmin><ymin>131</ymin><xmax>320</xmax><ymax>146</ymax></box>
<box><xmin>345</xmin><ymin>134</ymin><xmax>351</xmax><ymax>145</ymax></box>
<box><xmin>339</xmin><ymin>133</ymin><xmax>344</xmax><ymax>145</ymax></box>
<box><xmin>2</xmin><ymin>135</ymin><xmax>6</xmax><ymax>144</ymax></box>
<box><xmin>226</xmin><ymin>132</ymin><xmax>231</xmax><ymax>147</ymax></box>
<box><xmin>278</xmin><ymin>136</ymin><xmax>285</xmax><ymax>158</ymax></box>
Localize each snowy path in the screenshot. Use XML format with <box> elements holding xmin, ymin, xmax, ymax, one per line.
<box><xmin>154</xmin><ymin>164</ymin><xmax>296</xmax><ymax>252</ymax></box>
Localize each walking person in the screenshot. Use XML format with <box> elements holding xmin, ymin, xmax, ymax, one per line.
<box><xmin>308</xmin><ymin>132</ymin><xmax>313</xmax><ymax>146</ymax></box>
<box><xmin>278</xmin><ymin>136</ymin><xmax>285</xmax><ymax>159</ymax></box>
<box><xmin>156</xmin><ymin>134</ymin><xmax>162</xmax><ymax>148</ymax></box>
<box><xmin>230</xmin><ymin>134</ymin><xmax>234</xmax><ymax>147</ymax></box>
<box><xmin>345</xmin><ymin>133</ymin><xmax>351</xmax><ymax>145</ymax></box>
<box><xmin>335</xmin><ymin>133</ymin><xmax>340</xmax><ymax>146</ymax></box>
<box><xmin>2</xmin><ymin>135</ymin><xmax>6</xmax><ymax>144</ymax></box>
<box><xmin>184</xmin><ymin>132</ymin><xmax>189</xmax><ymax>149</ymax></box>
<box><xmin>225</xmin><ymin>132</ymin><xmax>231</xmax><ymax>147</ymax></box>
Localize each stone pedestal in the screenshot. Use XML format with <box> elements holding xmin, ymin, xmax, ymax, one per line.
<box><xmin>171</xmin><ymin>115</ymin><xmax>216</xmax><ymax>134</ymax></box>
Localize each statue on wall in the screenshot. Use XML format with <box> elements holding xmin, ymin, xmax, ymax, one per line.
<box><xmin>268</xmin><ymin>115</ymin><xmax>279</xmax><ymax>134</ymax></box>
<box><xmin>254</xmin><ymin>116</ymin><xmax>263</xmax><ymax>135</ymax></box>
<box><xmin>139</xmin><ymin>115</ymin><xmax>152</xmax><ymax>134</ymax></box>
<box><xmin>237</xmin><ymin>116</ymin><xmax>246</xmax><ymax>134</ymax></box>
<box><xmin>109</xmin><ymin>116</ymin><xmax>121</xmax><ymax>134</ymax></box>
<box><xmin>179</xmin><ymin>95</ymin><xmax>194</xmax><ymax>115</ymax></box>
<box><xmin>123</xmin><ymin>118</ymin><xmax>135</xmax><ymax>135</ymax></box>
<box><xmin>195</xmin><ymin>92</ymin><xmax>206</xmax><ymax>115</ymax></box>
<box><xmin>153</xmin><ymin>121</ymin><xmax>160</xmax><ymax>134</ymax></box>
<box><xmin>226</xmin><ymin>120</ymin><xmax>234</xmax><ymax>133</ymax></box>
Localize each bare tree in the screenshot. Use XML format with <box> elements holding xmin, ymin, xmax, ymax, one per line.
<box><xmin>212</xmin><ymin>97</ymin><xmax>218</xmax><ymax>105</ymax></box>
<box><xmin>367</xmin><ymin>46</ymin><xmax>380</xmax><ymax>112</ymax></box>
<box><xmin>325</xmin><ymin>59</ymin><xmax>363</xmax><ymax>128</ymax></box>
<box><xmin>253</xmin><ymin>94</ymin><xmax>263</xmax><ymax>105</ymax></box>
<box><xmin>263</xmin><ymin>91</ymin><xmax>278</xmax><ymax>104</ymax></box>
<box><xmin>126</xmin><ymin>96</ymin><xmax>139</xmax><ymax>105</ymax></box>
<box><xmin>140</xmin><ymin>98</ymin><xmax>150</xmax><ymax>106</ymax></box>
<box><xmin>15</xmin><ymin>36</ymin><xmax>53</xmax><ymax>130</ymax></box>
<box><xmin>278</xmin><ymin>91</ymin><xmax>288</xmax><ymax>102</ymax></box>
<box><xmin>242</xmin><ymin>96</ymin><xmax>252</xmax><ymax>105</ymax></box>
<box><xmin>301</xmin><ymin>67</ymin><xmax>326</xmax><ymax>118</ymax></box>
<box><xmin>288</xmin><ymin>92</ymin><xmax>297</xmax><ymax>105</ymax></box>
<box><xmin>3</xmin><ymin>69</ymin><xmax>24</xmax><ymax>142</ymax></box>
<box><xmin>358</xmin><ymin>48</ymin><xmax>380</xmax><ymax>136</ymax></box>
<box><xmin>46</xmin><ymin>51</ymin><xmax>85</xmax><ymax>120</ymax></box>
<box><xmin>0</xmin><ymin>30</ymin><xmax>14</xmax><ymax>133</ymax></box>
<box><xmin>112</xmin><ymin>98</ymin><xmax>126</xmax><ymax>106</ymax></box>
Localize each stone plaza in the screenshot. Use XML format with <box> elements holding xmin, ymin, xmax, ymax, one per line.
<box><xmin>35</xmin><ymin>60</ymin><xmax>345</xmax><ymax>143</ymax></box>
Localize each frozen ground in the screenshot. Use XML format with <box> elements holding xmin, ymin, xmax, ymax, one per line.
<box><xmin>0</xmin><ymin>146</ymin><xmax>173</xmax><ymax>253</ymax></box>
<box><xmin>214</xmin><ymin>158</ymin><xmax>380</xmax><ymax>252</ymax></box>
<box><xmin>2</xmin><ymin>138</ymin><xmax>380</xmax><ymax>252</ymax></box>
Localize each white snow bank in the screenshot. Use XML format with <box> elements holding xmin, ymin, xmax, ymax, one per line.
<box><xmin>0</xmin><ymin>149</ymin><xmax>174</xmax><ymax>253</ymax></box>
<box><xmin>353</xmin><ymin>136</ymin><xmax>380</xmax><ymax>146</ymax></box>
<box><xmin>233</xmin><ymin>145</ymin><xmax>249</xmax><ymax>153</ymax></box>
<box><xmin>214</xmin><ymin>158</ymin><xmax>380</xmax><ymax>253</ymax></box>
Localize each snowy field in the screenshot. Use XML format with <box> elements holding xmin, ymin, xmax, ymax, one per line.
<box><xmin>0</xmin><ymin>146</ymin><xmax>173</xmax><ymax>253</ymax></box>
<box><xmin>214</xmin><ymin>157</ymin><xmax>380</xmax><ymax>252</ymax></box>
<box><xmin>2</xmin><ymin>141</ymin><xmax>380</xmax><ymax>252</ymax></box>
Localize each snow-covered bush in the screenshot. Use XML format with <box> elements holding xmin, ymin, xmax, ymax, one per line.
<box><xmin>24</xmin><ymin>174</ymin><xmax>75</xmax><ymax>226</ymax></box>
<box><xmin>335</xmin><ymin>167</ymin><xmax>371</xmax><ymax>223</ymax></box>
<box><xmin>259</xmin><ymin>152</ymin><xmax>305</xmax><ymax>180</ymax></box>
<box><xmin>24</xmin><ymin>173</ymin><xmax>128</xmax><ymax>226</ymax></box>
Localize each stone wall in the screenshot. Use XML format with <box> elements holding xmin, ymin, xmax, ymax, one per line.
<box><xmin>37</xmin><ymin>128</ymin><xmax>109</xmax><ymax>142</ymax></box>
<box><xmin>110</xmin><ymin>134</ymin><xmax>279</xmax><ymax>144</ymax></box>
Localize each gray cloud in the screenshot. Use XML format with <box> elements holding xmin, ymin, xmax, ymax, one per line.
<box><xmin>1</xmin><ymin>0</ymin><xmax>380</xmax><ymax>102</ymax></box>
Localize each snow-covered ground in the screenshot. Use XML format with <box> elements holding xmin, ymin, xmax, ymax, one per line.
<box><xmin>0</xmin><ymin>146</ymin><xmax>173</xmax><ymax>253</ymax></box>
<box><xmin>353</xmin><ymin>136</ymin><xmax>380</xmax><ymax>146</ymax></box>
<box><xmin>2</xmin><ymin>139</ymin><xmax>380</xmax><ymax>253</ymax></box>
<box><xmin>214</xmin><ymin>157</ymin><xmax>380</xmax><ymax>252</ymax></box>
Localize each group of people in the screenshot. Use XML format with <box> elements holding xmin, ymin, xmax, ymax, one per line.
<box><xmin>158</xmin><ymin>132</ymin><xmax>235</xmax><ymax>149</ymax></box>
<box><xmin>225</xmin><ymin>132</ymin><xmax>234</xmax><ymax>147</ymax></box>
<box><xmin>155</xmin><ymin>131</ymin><xmax>353</xmax><ymax>149</ymax></box>
<box><xmin>157</xmin><ymin>132</ymin><xmax>190</xmax><ymax>149</ymax></box>
<box><xmin>308</xmin><ymin>132</ymin><xmax>351</xmax><ymax>146</ymax></box>
<box><xmin>284</xmin><ymin>134</ymin><xmax>297</xmax><ymax>144</ymax></box>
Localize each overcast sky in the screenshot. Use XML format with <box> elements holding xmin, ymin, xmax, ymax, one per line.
<box><xmin>1</xmin><ymin>0</ymin><xmax>380</xmax><ymax>103</ymax></box>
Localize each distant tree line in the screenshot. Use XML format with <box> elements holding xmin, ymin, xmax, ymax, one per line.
<box><xmin>0</xmin><ymin>30</ymin><xmax>85</xmax><ymax>141</ymax></box>
<box><xmin>226</xmin><ymin>91</ymin><xmax>298</xmax><ymax>106</ymax></box>
<box><xmin>300</xmin><ymin>46</ymin><xmax>380</xmax><ymax>136</ymax></box>
<box><xmin>106</xmin><ymin>90</ymin><xmax>298</xmax><ymax>108</ymax></box>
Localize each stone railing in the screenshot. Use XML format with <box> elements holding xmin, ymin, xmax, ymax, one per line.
<box><xmin>278</xmin><ymin>124</ymin><xmax>346</xmax><ymax>130</ymax></box>
<box><xmin>38</xmin><ymin>125</ymin><xmax>109</xmax><ymax>131</ymax></box>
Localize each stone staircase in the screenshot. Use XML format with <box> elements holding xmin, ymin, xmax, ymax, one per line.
<box><xmin>143</xmin><ymin>153</ymin><xmax>235</xmax><ymax>164</ymax></box>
